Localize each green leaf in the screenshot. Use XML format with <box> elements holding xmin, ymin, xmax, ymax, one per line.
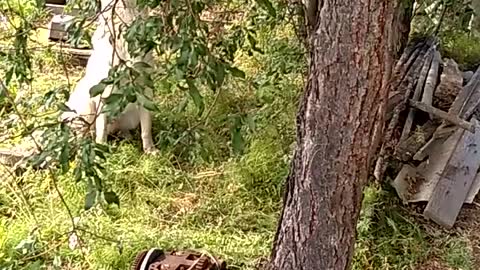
<box><xmin>104</xmin><ymin>93</ymin><xmax>123</xmax><ymax>104</ymax></box>
<box><xmin>58</xmin><ymin>103</ymin><xmax>73</xmax><ymax>112</ymax></box>
<box><xmin>127</xmin><ymin>93</ymin><xmax>137</xmax><ymax>103</ymax></box>
<box><xmin>5</xmin><ymin>68</ymin><xmax>13</xmax><ymax>86</ymax></box>
<box><xmin>85</xmin><ymin>190</ymin><xmax>97</xmax><ymax>210</ymax></box>
<box><xmin>176</xmin><ymin>97</ymin><xmax>189</xmax><ymax>113</ymax></box>
<box><xmin>196</xmin><ymin>43</ymin><xmax>207</xmax><ymax>56</ymax></box>
<box><xmin>142</xmin><ymin>98</ymin><xmax>158</xmax><ymax>111</ymax></box>
<box><xmin>137</xmin><ymin>74</ymin><xmax>155</xmax><ymax>89</ymax></box>
<box><xmin>59</xmin><ymin>143</ymin><xmax>70</xmax><ymax>174</ymax></box>
<box><xmin>246</xmin><ymin>115</ymin><xmax>256</xmax><ymax>132</ymax></box>
<box><xmin>95</xmin><ymin>143</ymin><xmax>110</xmax><ymax>153</ymax></box>
<box><xmin>227</xmin><ymin>66</ymin><xmax>246</xmax><ymax>79</ymax></box>
<box><xmin>73</xmin><ymin>166</ymin><xmax>82</xmax><ymax>182</ymax></box>
<box><xmin>231</xmin><ymin>116</ymin><xmax>245</xmax><ymax>155</ymax></box>
<box><xmin>133</xmin><ymin>61</ymin><xmax>153</xmax><ymax>72</ymax></box>
<box><xmin>104</xmin><ymin>191</ymin><xmax>120</xmax><ymax>206</ymax></box>
<box><xmin>215</xmin><ymin>62</ymin><xmax>225</xmax><ymax>87</ymax></box>
<box><xmin>94</xmin><ymin>148</ymin><xmax>107</xmax><ymax>161</ymax></box>
<box><xmin>137</xmin><ymin>93</ymin><xmax>158</xmax><ymax>111</ymax></box>
<box><xmin>90</xmin><ymin>83</ymin><xmax>107</xmax><ymax>97</ymax></box>
<box><xmin>231</xmin><ymin>127</ymin><xmax>245</xmax><ymax>155</ymax></box>
<box><xmin>255</xmin><ymin>0</ymin><xmax>276</xmax><ymax>17</ymax></box>
<box><xmin>186</xmin><ymin>80</ymin><xmax>204</xmax><ymax>116</ymax></box>
<box><xmin>190</xmin><ymin>49</ymin><xmax>198</xmax><ymax>68</ymax></box>
<box><xmin>178</xmin><ymin>43</ymin><xmax>190</xmax><ymax>65</ymax></box>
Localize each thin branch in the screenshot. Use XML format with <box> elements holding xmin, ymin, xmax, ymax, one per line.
<box><xmin>409</xmin><ymin>99</ymin><xmax>475</xmax><ymax>132</ymax></box>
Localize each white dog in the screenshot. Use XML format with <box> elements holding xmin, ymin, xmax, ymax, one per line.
<box><xmin>60</xmin><ymin>0</ymin><xmax>158</xmax><ymax>154</ymax></box>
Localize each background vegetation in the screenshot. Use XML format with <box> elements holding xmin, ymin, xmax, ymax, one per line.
<box><xmin>0</xmin><ymin>0</ymin><xmax>479</xmax><ymax>269</ymax></box>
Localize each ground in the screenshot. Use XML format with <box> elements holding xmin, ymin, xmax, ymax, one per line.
<box><xmin>414</xmin><ymin>200</ymin><xmax>480</xmax><ymax>270</ymax></box>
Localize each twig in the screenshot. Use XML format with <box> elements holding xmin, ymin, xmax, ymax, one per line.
<box><xmin>408</xmin><ymin>99</ymin><xmax>475</xmax><ymax>132</ymax></box>
<box><xmin>433</xmin><ymin>0</ymin><xmax>447</xmax><ymax>36</ymax></box>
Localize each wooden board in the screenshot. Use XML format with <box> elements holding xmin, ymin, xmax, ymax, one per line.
<box><xmin>413</xmin><ymin>129</ymin><xmax>464</xmax><ymax>202</ymax></box>
<box><xmin>391</xmin><ymin>164</ymin><xmax>417</xmax><ymax>203</ymax></box>
<box><xmin>466</xmin><ymin>170</ymin><xmax>480</xmax><ymax>203</ymax></box>
<box><xmin>423</xmin><ymin>118</ymin><xmax>480</xmax><ymax>228</ymax></box>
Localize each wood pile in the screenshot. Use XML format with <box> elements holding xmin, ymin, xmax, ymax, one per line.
<box><xmin>375</xmin><ymin>37</ymin><xmax>480</xmax><ymax>228</ymax></box>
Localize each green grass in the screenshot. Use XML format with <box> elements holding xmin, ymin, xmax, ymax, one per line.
<box><xmin>441</xmin><ymin>237</ymin><xmax>474</xmax><ymax>270</ymax></box>
<box><xmin>0</xmin><ymin>21</ymin><xmax>301</xmax><ymax>269</ymax></box>
<box><xmin>353</xmin><ymin>184</ymin><xmax>475</xmax><ymax>270</ymax></box>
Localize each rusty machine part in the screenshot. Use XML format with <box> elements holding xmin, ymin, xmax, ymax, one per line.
<box><xmin>131</xmin><ymin>249</ymin><xmax>227</xmax><ymax>270</ymax></box>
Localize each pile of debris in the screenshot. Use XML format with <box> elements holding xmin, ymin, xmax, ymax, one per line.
<box><xmin>375</xmin><ymin>37</ymin><xmax>480</xmax><ymax>228</ymax></box>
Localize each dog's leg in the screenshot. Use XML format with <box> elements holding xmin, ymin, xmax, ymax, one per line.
<box><xmin>95</xmin><ymin>111</ymin><xmax>108</xmax><ymax>144</ymax></box>
<box><xmin>139</xmin><ymin>106</ymin><xmax>158</xmax><ymax>154</ymax></box>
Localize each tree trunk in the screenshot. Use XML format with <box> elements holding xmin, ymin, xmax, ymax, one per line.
<box><xmin>269</xmin><ymin>1</ymin><xmax>412</xmax><ymax>269</ymax></box>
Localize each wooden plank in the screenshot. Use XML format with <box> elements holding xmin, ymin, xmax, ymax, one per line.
<box><xmin>456</xmin><ymin>65</ymin><xmax>480</xmax><ymax>115</ymax></box>
<box><xmin>415</xmin><ymin>64</ymin><xmax>478</xmax><ymax>161</ymax></box>
<box><xmin>422</xmin><ymin>50</ymin><xmax>441</xmax><ymax>115</ymax></box>
<box><xmin>423</xmin><ymin>118</ymin><xmax>480</xmax><ymax>228</ymax></box>
<box><xmin>413</xmin><ymin>134</ymin><xmax>449</xmax><ymax>161</ymax></box>
<box><xmin>413</xmin><ymin>129</ymin><xmax>464</xmax><ymax>201</ymax></box>
<box><xmin>391</xmin><ymin>164</ymin><xmax>418</xmax><ymax>204</ymax></box>
<box><xmin>399</xmin><ymin>49</ymin><xmax>434</xmax><ymax>143</ymax></box>
<box><xmin>466</xmin><ymin>170</ymin><xmax>480</xmax><ymax>203</ymax></box>
<box><xmin>408</xmin><ymin>100</ymin><xmax>474</xmax><ymax>132</ymax></box>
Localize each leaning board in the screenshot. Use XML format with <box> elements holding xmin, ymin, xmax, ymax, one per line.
<box><xmin>424</xmin><ymin>118</ymin><xmax>480</xmax><ymax>228</ymax></box>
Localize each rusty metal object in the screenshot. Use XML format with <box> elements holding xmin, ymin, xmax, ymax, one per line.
<box><xmin>131</xmin><ymin>249</ymin><xmax>227</xmax><ymax>270</ymax></box>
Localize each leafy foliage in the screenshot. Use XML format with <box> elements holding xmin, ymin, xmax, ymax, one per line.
<box><xmin>411</xmin><ymin>0</ymin><xmax>480</xmax><ymax>70</ymax></box>
<box><xmin>0</xmin><ymin>0</ymin><xmax>296</xmax><ymax>210</ymax></box>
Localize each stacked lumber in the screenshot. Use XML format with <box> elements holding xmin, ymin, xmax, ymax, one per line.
<box><xmin>375</xmin><ymin>37</ymin><xmax>480</xmax><ymax>228</ymax></box>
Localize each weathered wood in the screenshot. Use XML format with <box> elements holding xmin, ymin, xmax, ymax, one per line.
<box><xmin>408</xmin><ymin>100</ymin><xmax>474</xmax><ymax>132</ymax></box>
<box><xmin>423</xmin><ymin>118</ymin><xmax>480</xmax><ymax>228</ymax></box>
<box><xmin>433</xmin><ymin>59</ymin><xmax>463</xmax><ymax>112</ymax></box>
<box><xmin>422</xmin><ymin>50</ymin><xmax>440</xmax><ymax>111</ymax></box>
<box><xmin>391</xmin><ymin>164</ymin><xmax>418</xmax><ymax>203</ymax></box>
<box><xmin>413</xmin><ymin>129</ymin><xmax>463</xmax><ymax>201</ymax></box>
<box><xmin>375</xmin><ymin>40</ymin><xmax>434</xmax><ymax>180</ymax></box>
<box><xmin>458</xmin><ymin>65</ymin><xmax>480</xmax><ymax>116</ymax></box>
<box><xmin>386</xmin><ymin>40</ymin><xmax>435</xmax><ymax>120</ymax></box>
<box><xmin>394</xmin><ymin>120</ymin><xmax>437</xmax><ymax>161</ymax></box>
<box><xmin>461</xmin><ymin>68</ymin><xmax>480</xmax><ymax>119</ymax></box>
<box><xmin>413</xmin><ymin>134</ymin><xmax>448</xmax><ymax>161</ymax></box>
<box><xmin>466</xmin><ymin>170</ymin><xmax>480</xmax><ymax>203</ymax></box>
<box><xmin>413</xmin><ymin>126</ymin><xmax>458</xmax><ymax>161</ymax></box>
<box><xmin>399</xmin><ymin>49</ymin><xmax>434</xmax><ymax>143</ymax></box>
<box><xmin>415</xmin><ymin>66</ymin><xmax>480</xmax><ymax>160</ymax></box>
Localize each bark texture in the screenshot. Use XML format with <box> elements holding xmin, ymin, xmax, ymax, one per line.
<box><xmin>269</xmin><ymin>1</ymin><xmax>407</xmax><ymax>269</ymax></box>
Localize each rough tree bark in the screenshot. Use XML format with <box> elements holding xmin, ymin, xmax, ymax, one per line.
<box><xmin>269</xmin><ymin>1</ymin><xmax>413</xmax><ymax>269</ymax></box>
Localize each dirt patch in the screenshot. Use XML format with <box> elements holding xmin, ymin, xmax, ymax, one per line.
<box><xmin>455</xmin><ymin>198</ymin><xmax>480</xmax><ymax>269</ymax></box>
<box><xmin>400</xmin><ymin>199</ymin><xmax>480</xmax><ymax>269</ymax></box>
<box><xmin>415</xmin><ymin>257</ymin><xmax>452</xmax><ymax>270</ymax></box>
